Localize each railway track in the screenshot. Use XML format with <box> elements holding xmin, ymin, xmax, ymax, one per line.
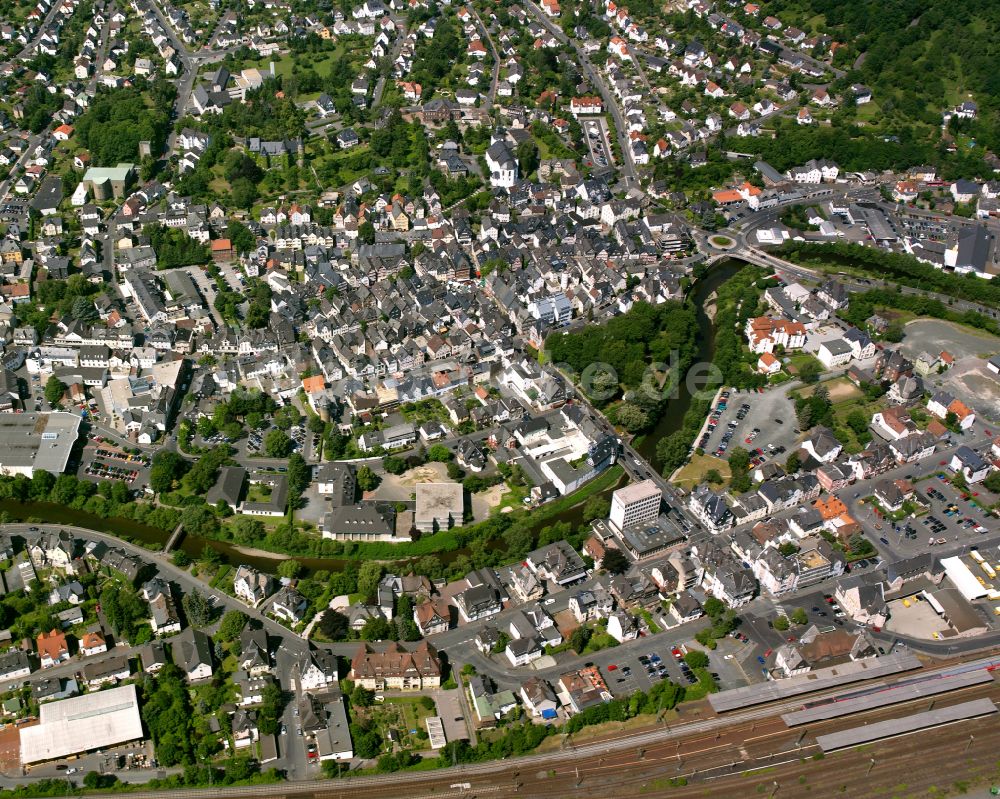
<box><xmin>21</xmin><ymin>653</ymin><xmax>1000</xmax><ymax>799</ymax></box>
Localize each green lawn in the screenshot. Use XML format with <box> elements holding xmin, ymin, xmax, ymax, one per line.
<box><xmin>637</xmin><ymin>608</ymin><xmax>661</xmax><ymax>634</ymax></box>
<box><xmin>583</xmin><ymin>630</ymin><xmax>619</xmax><ymax>654</ymax></box>
<box><xmin>245</xmin><ymin>41</ymin><xmax>363</xmax><ymax>81</ymax></box>
<box><xmin>786</xmin><ymin>352</ymin><xmax>823</xmax><ymax>378</ymax></box>
<box><xmin>672</xmin><ymin>453</ymin><xmax>730</xmax><ymax>490</ymax></box>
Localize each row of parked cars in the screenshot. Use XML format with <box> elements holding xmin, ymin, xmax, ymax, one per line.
<box><xmin>698</xmin><ymin>393</ymin><xmax>733</xmax><ymax>451</ymax></box>
<box><xmin>86</xmin><ymin>461</ymin><xmax>139</xmax><ymax>482</ymax></box>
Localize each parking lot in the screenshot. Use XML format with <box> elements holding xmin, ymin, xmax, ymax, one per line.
<box><xmin>854</xmin><ymin>466</ymin><xmax>999</xmax><ymax>558</ymax></box>
<box><xmin>582</xmin><ymin>118</ymin><xmax>614</xmax><ymax>171</ymax></box>
<box><xmin>894</xmin><ymin>212</ymin><xmax>966</xmax><ymax>243</ymax></box>
<box><xmin>75</xmin><ymin>434</ymin><xmax>151</xmax><ymax>488</ymax></box>
<box><xmin>600</xmin><ymin>643</ymin><xmax>700</xmax><ymax>698</ymax></box>
<box><xmin>698</xmin><ymin>388</ymin><xmax>796</xmax><ymax>463</ymax></box>
<box><xmin>216</xmin><ymin>260</ymin><xmax>246</xmax><ymax>293</ymax></box>
<box><xmin>916</xmin><ymin>472</ymin><xmax>996</xmax><ymax>542</ymax></box>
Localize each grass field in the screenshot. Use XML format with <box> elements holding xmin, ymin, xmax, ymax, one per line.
<box><xmin>672</xmin><ymin>453</ymin><xmax>731</xmax><ymax>489</ymax></box>
<box><xmin>245</xmin><ymin>44</ymin><xmax>359</xmax><ymax>80</ymax></box>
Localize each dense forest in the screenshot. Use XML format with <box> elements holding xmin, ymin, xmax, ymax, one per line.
<box><xmin>75</xmin><ymin>82</ymin><xmax>174</xmax><ymax>166</ymax></box>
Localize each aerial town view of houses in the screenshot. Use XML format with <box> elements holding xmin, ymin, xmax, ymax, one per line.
<box><xmin>0</xmin><ymin>0</ymin><xmax>999</xmax><ymax>795</ymax></box>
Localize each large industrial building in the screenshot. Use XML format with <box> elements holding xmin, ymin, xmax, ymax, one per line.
<box><xmin>0</xmin><ymin>412</ymin><xmax>81</xmax><ymax>477</ymax></box>
<box><xmin>20</xmin><ymin>684</ymin><xmax>144</xmax><ymax>765</ymax></box>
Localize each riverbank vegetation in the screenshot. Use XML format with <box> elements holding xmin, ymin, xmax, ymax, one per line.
<box><xmin>710</xmin><ymin>265</ymin><xmax>773</xmax><ymax>390</ymax></box>
<box><xmin>0</xmin><ymin>472</ymin><xmax>181</xmax><ymax>533</ymax></box>
<box><xmin>774</xmin><ymin>242</ymin><xmax>1000</xmax><ymax>311</ymax></box>
<box><xmin>0</xmin><ymin>462</ymin><xmax>624</xmax><ymax>585</ymax></box>
<box><xmin>657</xmin><ymin>265</ymin><xmax>771</xmax><ymax>478</ymax></box>
<box><xmin>545</xmin><ymin>301</ymin><xmax>699</xmax><ymax>433</ymax></box>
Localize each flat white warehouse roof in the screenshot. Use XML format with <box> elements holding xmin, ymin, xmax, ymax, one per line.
<box><xmin>940</xmin><ymin>556</ymin><xmax>988</xmax><ymax>601</ymax></box>
<box><xmin>20</xmin><ymin>684</ymin><xmax>144</xmax><ymax>764</ymax></box>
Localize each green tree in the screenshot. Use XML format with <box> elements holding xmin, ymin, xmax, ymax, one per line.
<box><xmin>277</xmin><ymin>559</ymin><xmax>302</xmax><ymax>580</ymax></box>
<box><xmin>180</xmin><ymin>505</ymin><xmax>220</xmax><ymax>538</ymax></box>
<box><xmin>582</xmin><ymin>495</ymin><xmax>610</xmax><ymax>522</ymax></box>
<box><xmin>426</xmin><ymin>444</ymin><xmax>453</xmax><ymax>462</ymax></box>
<box><xmin>257</xmin><ymin>683</ymin><xmax>284</xmax><ymax>735</ymax></box>
<box><xmin>356</xmin><ymin>465</ymin><xmax>381</xmax><ymax>492</ymax></box>
<box><xmin>351</xmin><ymin>683</ymin><xmax>375</xmax><ymax>707</ymax></box>
<box><xmin>702</xmin><ymin>597</ymin><xmax>725</xmax><ymax>618</ymax></box>
<box><xmin>150</xmin><ymin>450</ymin><xmax>190</xmax><ymax>493</ymax></box>
<box><xmin>264</xmin><ymin>429</ymin><xmax>293</xmax><ymax>458</ymax></box>
<box><xmin>615</xmin><ymin>402</ymin><xmax>650</xmax><ymax>433</ymax></box>
<box><xmin>217</xmin><ymin>610</ymin><xmax>248</xmax><ymax>641</ymax></box>
<box><xmin>100</xmin><ymin>583</ymin><xmax>148</xmax><ymax>641</ymax></box>
<box><xmin>516</xmin><ymin>139</ymin><xmax>539</xmax><ymax>177</ymax></box>
<box><xmin>44</xmin><ymin>375</ymin><xmax>66</xmax><ymax>405</ymax></box>
<box><xmin>798</xmin><ymin>360</ymin><xmax>821</xmax><ymax>384</ymax></box>
<box><xmin>601</xmin><ymin>548</ymin><xmax>630</xmax><ymax>574</ymax></box>
<box><xmin>382</xmin><ymin>456</ymin><xmax>408</xmax><ymax>475</ymax></box>
<box><xmin>569</xmin><ymin>625</ymin><xmax>592</xmax><ymax>654</ymax></box>
<box><xmin>773</xmin><ymin>615</ymin><xmax>790</xmax><ymax>631</ymax></box>
<box><xmin>846</xmin><ymin>409</ymin><xmax>870</xmax><ymax>437</ymax></box>
<box><xmin>785</xmin><ymin>451</ymin><xmax>802</xmax><ymax>474</ymax></box>
<box><xmin>230</xmin><ymin>177</ymin><xmax>258</xmax><ymax>209</ymax></box>
<box><xmin>230</xmin><ymin>516</ymin><xmax>265</xmax><ymax>546</ymax></box>
<box><xmin>182</xmin><ymin>589</ymin><xmax>213</xmax><ymax>626</ymax></box>
<box><xmin>790</xmin><ymin>608</ymin><xmax>809</xmax><ymax>626</ymax></box>
<box><xmin>198</xmin><ymin>545</ymin><xmax>222</xmax><ymax>572</ymax></box>
<box><xmin>683</xmin><ymin>650</ymin><xmax>709</xmax><ymax>669</ymax></box>
<box><xmin>983</xmin><ymin>471</ymin><xmax>1000</xmax><ymax>494</ymax></box>
<box><xmin>318</xmin><ymin>609</ymin><xmax>349</xmax><ymax>641</ymax></box>
<box><xmin>657</xmin><ymin>430</ymin><xmax>692</xmax><ymax>473</ymax></box>
<box><xmin>357</xmin><ymin>561</ymin><xmax>384</xmax><ymax>601</ymax></box>
<box><xmin>71</xmin><ymin>295</ymin><xmax>97</xmax><ymax>321</ymax></box>
<box><xmin>287</xmin><ymin>453</ymin><xmax>310</xmax><ymax>496</ymax></box>
<box><xmin>727</xmin><ymin>448</ymin><xmax>752</xmax><ymax>493</ymax></box>
<box><xmin>361</xmin><ymin>616</ymin><xmax>392</xmax><ymax>641</ymax></box>
<box><xmin>351</xmin><ymin>723</ymin><xmax>381</xmax><ymax>758</ymax></box>
<box><xmin>226</xmin><ymin>221</ymin><xmax>256</xmax><ymax>255</ymax></box>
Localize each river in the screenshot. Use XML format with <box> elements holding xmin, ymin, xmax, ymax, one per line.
<box><xmin>0</xmin><ymin>498</ymin><xmax>315</xmax><ymax>574</ymax></box>
<box><xmin>633</xmin><ymin>258</ymin><xmax>745</xmax><ymax>470</ymax></box>
<box><xmin>0</xmin><ymin>260</ymin><xmax>746</xmax><ymax>574</ymax></box>
<box><xmin>532</xmin><ymin>257</ymin><xmax>746</xmax><ymax>531</ymax></box>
